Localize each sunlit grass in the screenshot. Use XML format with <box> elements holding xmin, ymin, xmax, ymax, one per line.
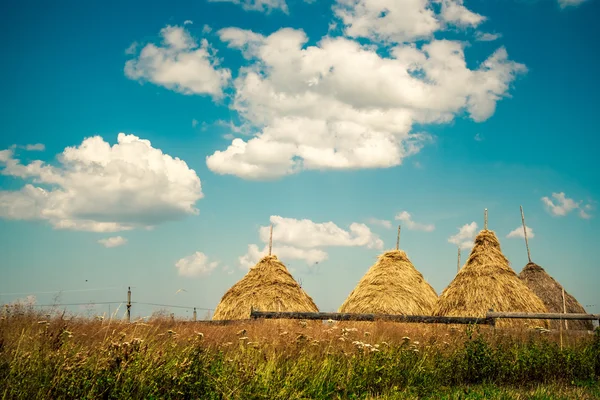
<box><xmin>1</xmin><ymin>304</ymin><xmax>599</xmax><ymax>399</ymax></box>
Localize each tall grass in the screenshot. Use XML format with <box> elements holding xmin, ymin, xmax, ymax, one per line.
<box><xmin>1</xmin><ymin>305</ymin><xmax>599</xmax><ymax>399</ymax></box>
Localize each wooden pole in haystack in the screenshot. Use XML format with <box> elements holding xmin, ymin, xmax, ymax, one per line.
<box><xmin>396</xmin><ymin>225</ymin><xmax>401</xmax><ymax>250</ymax></box>
<box><xmin>268</xmin><ymin>223</ymin><xmax>273</xmax><ymax>256</ymax></box>
<box><xmin>520</xmin><ymin>206</ymin><xmax>532</xmax><ymax>263</ymax></box>
<box><xmin>484</xmin><ymin>208</ymin><xmax>488</xmax><ymax>230</ymax></box>
<box><xmin>562</xmin><ymin>288</ymin><xmax>569</xmax><ymax>330</ymax></box>
<box><xmin>457</xmin><ymin>247</ymin><xmax>461</xmax><ymax>274</ymax></box>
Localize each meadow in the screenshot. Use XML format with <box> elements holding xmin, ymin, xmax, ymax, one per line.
<box><xmin>1</xmin><ymin>304</ymin><xmax>599</xmax><ymax>400</ymax></box>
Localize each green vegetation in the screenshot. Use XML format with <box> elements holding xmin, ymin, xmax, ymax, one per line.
<box><xmin>1</xmin><ymin>308</ymin><xmax>599</xmax><ymax>399</ymax></box>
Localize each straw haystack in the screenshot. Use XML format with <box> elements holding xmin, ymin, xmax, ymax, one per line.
<box><xmin>519</xmin><ymin>263</ymin><xmax>592</xmax><ymax>330</ymax></box>
<box><xmin>338</xmin><ymin>250</ymin><xmax>438</xmax><ymax>315</ymax></box>
<box><xmin>212</xmin><ymin>255</ymin><xmax>318</xmax><ymax>320</ymax></box>
<box><xmin>433</xmin><ymin>230</ymin><xmax>548</xmax><ymax>326</ymax></box>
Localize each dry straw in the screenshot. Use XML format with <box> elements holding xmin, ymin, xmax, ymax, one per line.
<box><xmin>212</xmin><ymin>255</ymin><xmax>319</xmax><ymax>320</ymax></box>
<box><xmin>516</xmin><ymin>206</ymin><xmax>591</xmax><ymax>330</ymax></box>
<box><xmin>338</xmin><ymin>248</ymin><xmax>438</xmax><ymax>315</ymax></box>
<box><xmin>433</xmin><ymin>229</ymin><xmax>548</xmax><ymax>327</ymax></box>
<box><xmin>519</xmin><ymin>262</ymin><xmax>593</xmax><ymax>330</ymax></box>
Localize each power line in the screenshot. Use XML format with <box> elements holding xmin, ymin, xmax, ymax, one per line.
<box><xmin>30</xmin><ymin>301</ymin><xmax>124</xmax><ymax>307</ymax></box>
<box><xmin>133</xmin><ymin>301</ymin><xmax>213</xmax><ymax>311</ymax></box>
<box><xmin>0</xmin><ymin>287</ymin><xmax>123</xmax><ymax>296</ymax></box>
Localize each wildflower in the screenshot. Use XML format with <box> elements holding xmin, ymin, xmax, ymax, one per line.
<box><xmin>167</xmin><ymin>329</ymin><xmax>176</xmax><ymax>335</ymax></box>
<box><xmin>402</xmin><ymin>336</ymin><xmax>410</xmax><ymax>342</ymax></box>
<box><xmin>370</xmin><ymin>347</ymin><xmax>379</xmax><ymax>352</ymax></box>
<box><xmin>37</xmin><ymin>320</ymin><xmax>47</xmax><ymax>324</ymax></box>
<box><xmin>239</xmin><ymin>336</ymin><xmax>249</xmax><ymax>341</ymax></box>
<box><xmin>364</xmin><ymin>331</ymin><xmax>371</xmax><ymax>337</ymax></box>
<box><xmin>279</xmin><ymin>331</ymin><xmax>288</xmax><ymax>336</ymax></box>
<box><xmin>413</xmin><ymin>341</ymin><xmax>420</xmax><ymax>345</ymax></box>
<box><xmin>236</xmin><ymin>329</ymin><xmax>247</xmax><ymax>336</ymax></box>
<box><xmin>299</xmin><ymin>321</ymin><xmax>307</xmax><ymax>328</ymax></box>
<box><xmin>195</xmin><ymin>332</ymin><xmax>204</xmax><ymax>339</ymax></box>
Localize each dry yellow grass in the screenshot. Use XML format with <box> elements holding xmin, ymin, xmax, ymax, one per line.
<box><xmin>519</xmin><ymin>262</ymin><xmax>593</xmax><ymax>330</ymax></box>
<box><xmin>434</xmin><ymin>230</ymin><xmax>548</xmax><ymax>327</ymax></box>
<box><xmin>212</xmin><ymin>255</ymin><xmax>318</xmax><ymax>320</ymax></box>
<box><xmin>338</xmin><ymin>250</ymin><xmax>438</xmax><ymax>315</ymax></box>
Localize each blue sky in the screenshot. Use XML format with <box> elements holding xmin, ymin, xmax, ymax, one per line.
<box><xmin>1</xmin><ymin>0</ymin><xmax>598</xmax><ymax>319</ymax></box>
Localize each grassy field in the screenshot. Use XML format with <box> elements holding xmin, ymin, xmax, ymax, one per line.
<box><xmin>1</xmin><ymin>306</ymin><xmax>599</xmax><ymax>399</ymax></box>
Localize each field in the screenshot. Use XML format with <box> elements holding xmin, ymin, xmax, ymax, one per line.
<box><xmin>1</xmin><ymin>306</ymin><xmax>599</xmax><ymax>399</ymax></box>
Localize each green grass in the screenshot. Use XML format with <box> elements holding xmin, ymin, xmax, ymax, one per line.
<box><xmin>1</xmin><ymin>308</ymin><xmax>599</xmax><ymax>399</ymax></box>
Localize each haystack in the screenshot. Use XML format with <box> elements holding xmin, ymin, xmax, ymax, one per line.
<box><xmin>433</xmin><ymin>230</ymin><xmax>548</xmax><ymax>327</ymax></box>
<box><xmin>338</xmin><ymin>250</ymin><xmax>438</xmax><ymax>315</ymax></box>
<box><xmin>519</xmin><ymin>263</ymin><xmax>592</xmax><ymax>330</ymax></box>
<box><xmin>212</xmin><ymin>255</ymin><xmax>318</xmax><ymax>320</ymax></box>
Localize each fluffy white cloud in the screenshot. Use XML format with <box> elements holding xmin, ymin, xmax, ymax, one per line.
<box><xmin>395</xmin><ymin>211</ymin><xmax>435</xmax><ymax>231</ymax></box>
<box><xmin>448</xmin><ymin>221</ymin><xmax>478</xmax><ymax>250</ymax></box>
<box><xmin>206</xmin><ymin>27</ymin><xmax>525</xmax><ymax>179</ymax></box>
<box><xmin>333</xmin><ymin>0</ymin><xmax>484</xmax><ymax>44</ymax></box>
<box><xmin>239</xmin><ymin>215</ymin><xmax>383</xmax><ymax>268</ymax></box>
<box><xmin>540</xmin><ymin>192</ymin><xmax>591</xmax><ymax>218</ymax></box>
<box><xmin>558</xmin><ymin>0</ymin><xmax>587</xmax><ymax>8</ymax></box>
<box><xmin>124</xmin><ymin>25</ymin><xmax>231</xmax><ymax>98</ymax></box>
<box><xmin>506</xmin><ymin>225</ymin><xmax>534</xmax><ymax>239</ymax></box>
<box><xmin>366</xmin><ymin>217</ymin><xmax>392</xmax><ymax>229</ymax></box>
<box><xmin>0</xmin><ymin>133</ymin><xmax>203</xmax><ymax>232</ymax></box>
<box><xmin>239</xmin><ymin>244</ymin><xmax>328</xmax><ymax>268</ymax></box>
<box><xmin>98</xmin><ymin>236</ymin><xmax>128</xmax><ymax>248</ymax></box>
<box><xmin>475</xmin><ymin>31</ymin><xmax>501</xmax><ymax>42</ymax></box>
<box><xmin>175</xmin><ymin>252</ymin><xmax>219</xmax><ymax>277</ymax></box>
<box><xmin>438</xmin><ymin>0</ymin><xmax>485</xmax><ymax>27</ymax></box>
<box><xmin>25</xmin><ymin>143</ymin><xmax>45</xmax><ymax>151</ymax></box>
<box><xmin>260</xmin><ymin>215</ymin><xmax>384</xmax><ymax>249</ymax></box>
<box><xmin>207</xmin><ymin>0</ymin><xmax>288</xmax><ymax>13</ymax></box>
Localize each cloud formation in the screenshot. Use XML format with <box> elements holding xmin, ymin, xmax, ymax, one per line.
<box><xmin>541</xmin><ymin>192</ymin><xmax>592</xmax><ymax>219</ymax></box>
<box><xmin>208</xmin><ymin>0</ymin><xmax>289</xmax><ymax>13</ymax></box>
<box><xmin>0</xmin><ymin>134</ymin><xmax>203</xmax><ymax>232</ymax></box>
<box><xmin>506</xmin><ymin>225</ymin><xmax>534</xmax><ymax>239</ymax></box>
<box><xmin>239</xmin><ymin>215</ymin><xmax>383</xmax><ymax>267</ymax></box>
<box><xmin>125</xmin><ymin>25</ymin><xmax>231</xmax><ymax>98</ymax></box>
<box><xmin>395</xmin><ymin>211</ymin><xmax>435</xmax><ymax>231</ymax></box>
<box><xmin>448</xmin><ymin>221</ymin><xmax>478</xmax><ymax>250</ymax></box>
<box><xmin>175</xmin><ymin>252</ymin><xmax>219</xmax><ymax>277</ymax></box>
<box><xmin>366</xmin><ymin>217</ymin><xmax>393</xmax><ymax>229</ymax></box>
<box><xmin>206</xmin><ymin>25</ymin><xmax>525</xmax><ymax>179</ymax></box>
<box><xmin>98</xmin><ymin>236</ymin><xmax>128</xmax><ymax>248</ymax></box>
<box><xmin>558</xmin><ymin>0</ymin><xmax>588</xmax><ymax>9</ymax></box>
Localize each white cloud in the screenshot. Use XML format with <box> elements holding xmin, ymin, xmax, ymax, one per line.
<box><xmin>558</xmin><ymin>0</ymin><xmax>587</xmax><ymax>8</ymax></box>
<box><xmin>506</xmin><ymin>225</ymin><xmax>534</xmax><ymax>239</ymax></box>
<box><xmin>124</xmin><ymin>25</ymin><xmax>231</xmax><ymax>98</ymax></box>
<box><xmin>333</xmin><ymin>0</ymin><xmax>484</xmax><ymax>44</ymax></box>
<box><xmin>184</xmin><ymin>20</ymin><xmax>193</xmax><ymax>25</ymax></box>
<box><xmin>448</xmin><ymin>221</ymin><xmax>478</xmax><ymax>250</ymax></box>
<box><xmin>98</xmin><ymin>236</ymin><xmax>128</xmax><ymax>248</ymax></box>
<box><xmin>192</xmin><ymin>118</ymin><xmax>199</xmax><ymax>128</ymax></box>
<box><xmin>125</xmin><ymin>42</ymin><xmax>138</xmax><ymax>55</ymax></box>
<box><xmin>207</xmin><ymin>0</ymin><xmax>289</xmax><ymax>13</ymax></box>
<box><xmin>260</xmin><ymin>215</ymin><xmax>384</xmax><ymax>249</ymax></box>
<box><xmin>239</xmin><ymin>244</ymin><xmax>328</xmax><ymax>268</ymax></box>
<box><xmin>541</xmin><ymin>192</ymin><xmax>584</xmax><ymax>217</ymax></box>
<box><xmin>206</xmin><ymin>27</ymin><xmax>525</xmax><ymax>179</ymax></box>
<box><xmin>25</xmin><ymin>143</ymin><xmax>45</xmax><ymax>151</ymax></box>
<box><xmin>0</xmin><ymin>133</ymin><xmax>203</xmax><ymax>232</ymax></box>
<box><xmin>366</xmin><ymin>217</ymin><xmax>392</xmax><ymax>229</ymax></box>
<box><xmin>474</xmin><ymin>133</ymin><xmax>483</xmax><ymax>141</ymax></box>
<box><xmin>239</xmin><ymin>215</ymin><xmax>383</xmax><ymax>268</ymax></box>
<box><xmin>475</xmin><ymin>31</ymin><xmax>502</xmax><ymax>42</ymax></box>
<box><xmin>175</xmin><ymin>252</ymin><xmax>219</xmax><ymax>277</ymax></box>
<box><xmin>438</xmin><ymin>0</ymin><xmax>485</xmax><ymax>28</ymax></box>
<box><xmin>394</xmin><ymin>211</ymin><xmax>435</xmax><ymax>231</ymax></box>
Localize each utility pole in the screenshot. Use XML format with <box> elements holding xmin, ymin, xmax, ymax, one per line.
<box><xmin>193</xmin><ymin>307</ymin><xmax>197</xmax><ymax>322</ymax></box>
<box><xmin>127</xmin><ymin>286</ymin><xmax>131</xmax><ymax>323</ymax></box>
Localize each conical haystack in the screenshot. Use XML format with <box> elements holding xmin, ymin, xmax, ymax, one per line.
<box><xmin>338</xmin><ymin>250</ymin><xmax>438</xmax><ymax>315</ymax></box>
<box><xmin>433</xmin><ymin>230</ymin><xmax>548</xmax><ymax>327</ymax></box>
<box><xmin>212</xmin><ymin>255</ymin><xmax>318</xmax><ymax>320</ymax></box>
<box><xmin>519</xmin><ymin>263</ymin><xmax>592</xmax><ymax>330</ymax></box>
